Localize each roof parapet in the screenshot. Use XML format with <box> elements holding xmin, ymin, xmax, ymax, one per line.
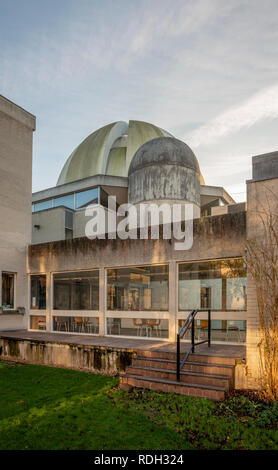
<box><xmin>0</xmin><ymin>94</ymin><xmax>36</xmax><ymax>131</ymax></box>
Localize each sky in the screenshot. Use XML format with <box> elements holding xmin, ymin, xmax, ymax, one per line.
<box><xmin>1</xmin><ymin>0</ymin><xmax>278</xmax><ymax>200</ymax></box>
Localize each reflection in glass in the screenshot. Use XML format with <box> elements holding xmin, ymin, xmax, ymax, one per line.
<box><xmin>178</xmin><ymin>318</ymin><xmax>246</xmax><ymax>343</ymax></box>
<box><xmin>30</xmin><ymin>315</ymin><xmax>46</xmax><ymax>330</ymax></box>
<box><xmin>107</xmin><ymin>318</ymin><xmax>169</xmax><ymax>338</ymax></box>
<box><xmin>53</xmin><ymin>194</ymin><xmax>74</xmax><ymax>210</ymax></box>
<box><xmin>107</xmin><ymin>265</ymin><xmax>168</xmax><ymax>311</ymax></box>
<box><xmin>179</xmin><ymin>259</ymin><xmax>246</xmax><ymax>311</ymax></box>
<box><xmin>34</xmin><ymin>200</ymin><xmax>52</xmax><ymax>211</ymax></box>
<box><xmin>53</xmin><ymin>271</ymin><xmax>99</xmax><ymax>310</ymax></box>
<box><xmin>75</xmin><ymin>188</ymin><xmax>99</xmax><ymax>209</ymax></box>
<box><xmin>52</xmin><ymin>316</ymin><xmax>99</xmax><ymax>334</ymax></box>
<box><xmin>30</xmin><ymin>275</ymin><xmax>46</xmax><ymax>309</ymax></box>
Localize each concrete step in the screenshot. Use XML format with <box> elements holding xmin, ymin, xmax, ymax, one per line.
<box><xmin>125</xmin><ymin>365</ymin><xmax>232</xmax><ymax>390</ymax></box>
<box><xmin>120</xmin><ymin>374</ymin><xmax>226</xmax><ymax>401</ymax></box>
<box><xmin>133</xmin><ymin>356</ymin><xmax>235</xmax><ymax>378</ymax></box>
<box><xmin>138</xmin><ymin>349</ymin><xmax>237</xmax><ymax>366</ymax></box>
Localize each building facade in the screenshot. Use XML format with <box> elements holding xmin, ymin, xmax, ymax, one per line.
<box><xmin>0</xmin><ymin>96</ymin><xmax>35</xmax><ymax>330</ymax></box>
<box><xmin>1</xmin><ymin>106</ymin><xmax>277</xmax><ymax>389</ymax></box>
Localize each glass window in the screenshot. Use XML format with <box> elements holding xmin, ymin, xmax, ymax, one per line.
<box><xmin>178</xmin><ymin>319</ymin><xmax>246</xmax><ymax>343</ymax></box>
<box><xmin>107</xmin><ymin>318</ymin><xmax>169</xmax><ymax>338</ymax></box>
<box><xmin>75</xmin><ymin>188</ymin><xmax>99</xmax><ymax>209</ymax></box>
<box><xmin>53</xmin><ymin>271</ymin><xmax>99</xmax><ymax>310</ymax></box>
<box><xmin>30</xmin><ymin>275</ymin><xmax>46</xmax><ymax>309</ymax></box>
<box><xmin>1</xmin><ymin>272</ymin><xmax>15</xmax><ymax>309</ymax></box>
<box><xmin>53</xmin><ymin>194</ymin><xmax>74</xmax><ymax>210</ymax></box>
<box><xmin>107</xmin><ymin>265</ymin><xmax>169</xmax><ymax>311</ymax></box>
<box><xmin>30</xmin><ymin>315</ymin><xmax>46</xmax><ymax>330</ymax></box>
<box><xmin>33</xmin><ymin>199</ymin><xmax>52</xmax><ymax>212</ymax></box>
<box><xmin>53</xmin><ymin>316</ymin><xmax>99</xmax><ymax>334</ymax></box>
<box><xmin>179</xmin><ymin>259</ymin><xmax>246</xmax><ymax>311</ymax></box>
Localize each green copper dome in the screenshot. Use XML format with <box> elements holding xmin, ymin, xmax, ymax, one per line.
<box><xmin>57</xmin><ymin>120</ymin><xmax>173</xmax><ymax>185</ymax></box>
<box><xmin>57</xmin><ymin>120</ymin><xmax>204</xmax><ymax>186</ymax></box>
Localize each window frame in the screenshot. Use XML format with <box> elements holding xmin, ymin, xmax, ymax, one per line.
<box><xmin>52</xmin><ymin>269</ymin><xmax>100</xmax><ymax>312</ymax></box>
<box><xmin>30</xmin><ymin>274</ymin><xmax>47</xmax><ymax>310</ymax></box>
<box><xmin>1</xmin><ymin>271</ymin><xmax>16</xmax><ymax>311</ymax></box>
<box><xmin>106</xmin><ymin>263</ymin><xmax>169</xmax><ymax>312</ymax></box>
<box><xmin>178</xmin><ymin>257</ymin><xmax>247</xmax><ymax>313</ymax></box>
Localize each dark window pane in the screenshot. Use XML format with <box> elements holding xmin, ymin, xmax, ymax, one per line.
<box><xmin>30</xmin><ymin>275</ymin><xmax>46</xmax><ymax>309</ymax></box>
<box><xmin>2</xmin><ymin>273</ymin><xmax>15</xmax><ymax>309</ymax></box>
<box><xmin>53</xmin><ymin>271</ymin><xmax>99</xmax><ymax>310</ymax></box>
<box><xmin>107</xmin><ymin>265</ymin><xmax>168</xmax><ymax>311</ymax></box>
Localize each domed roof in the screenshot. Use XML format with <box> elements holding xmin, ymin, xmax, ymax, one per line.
<box><xmin>57</xmin><ymin>120</ymin><xmax>173</xmax><ymax>186</ymax></box>
<box><xmin>128</xmin><ymin>137</ymin><xmax>199</xmax><ymax>176</ymax></box>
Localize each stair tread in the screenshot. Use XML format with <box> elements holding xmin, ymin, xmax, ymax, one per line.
<box><xmin>123</xmin><ymin>373</ymin><xmax>226</xmax><ymax>392</ymax></box>
<box><xmin>141</xmin><ymin>350</ymin><xmax>238</xmax><ymax>361</ymax></box>
<box><xmin>135</xmin><ymin>356</ymin><xmax>234</xmax><ymax>369</ymax></box>
<box><xmin>127</xmin><ymin>365</ymin><xmax>230</xmax><ymax>380</ymax></box>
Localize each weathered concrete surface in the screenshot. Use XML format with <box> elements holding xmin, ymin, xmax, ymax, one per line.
<box><xmin>28</xmin><ymin>211</ymin><xmax>246</xmax><ymax>272</ymax></box>
<box><xmin>0</xmin><ymin>336</ymin><xmax>135</xmax><ymax>375</ymax></box>
<box><xmin>128</xmin><ymin>137</ymin><xmax>200</xmax><ymax>207</ymax></box>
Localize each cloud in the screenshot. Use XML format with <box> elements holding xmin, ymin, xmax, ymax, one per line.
<box><xmin>127</xmin><ymin>0</ymin><xmax>239</xmax><ymax>56</ymax></box>
<box><xmin>185</xmin><ymin>83</ymin><xmax>278</xmax><ymax>147</ymax></box>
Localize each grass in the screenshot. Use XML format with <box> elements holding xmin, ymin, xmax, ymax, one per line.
<box><xmin>0</xmin><ymin>360</ymin><xmax>277</xmax><ymax>450</ymax></box>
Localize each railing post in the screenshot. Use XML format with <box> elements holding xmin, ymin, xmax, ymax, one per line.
<box><xmin>191</xmin><ymin>314</ymin><xmax>195</xmax><ymax>353</ymax></box>
<box><xmin>208</xmin><ymin>309</ymin><xmax>211</xmax><ymax>347</ymax></box>
<box><xmin>176</xmin><ymin>333</ymin><xmax>180</xmax><ymax>381</ymax></box>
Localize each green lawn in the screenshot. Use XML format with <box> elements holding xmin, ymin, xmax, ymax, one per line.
<box><xmin>0</xmin><ymin>360</ymin><xmax>277</xmax><ymax>450</ymax></box>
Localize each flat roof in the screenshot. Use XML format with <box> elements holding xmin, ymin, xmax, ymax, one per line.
<box><xmin>32</xmin><ymin>174</ymin><xmax>128</xmax><ymax>203</ymax></box>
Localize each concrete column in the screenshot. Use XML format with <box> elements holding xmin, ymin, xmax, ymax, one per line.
<box><xmin>46</xmin><ymin>273</ymin><xmax>52</xmax><ymax>331</ymax></box>
<box><xmin>168</xmin><ymin>260</ymin><xmax>177</xmax><ymax>342</ymax></box>
<box><xmin>246</xmin><ymin>271</ymin><xmax>260</xmax><ymax>388</ymax></box>
<box><xmin>98</xmin><ymin>267</ymin><xmax>106</xmax><ymax>336</ymax></box>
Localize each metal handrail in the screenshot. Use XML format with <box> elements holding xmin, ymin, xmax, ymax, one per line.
<box><xmin>176</xmin><ymin>309</ymin><xmax>211</xmax><ymax>381</ymax></box>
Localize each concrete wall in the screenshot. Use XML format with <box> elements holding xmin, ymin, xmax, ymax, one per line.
<box><xmin>29</xmin><ymin>212</ymin><xmax>246</xmax><ymax>272</ymax></box>
<box><xmin>32</xmin><ymin>207</ymin><xmax>69</xmax><ymax>244</ymax></box>
<box><xmin>211</xmin><ymin>202</ymin><xmax>246</xmax><ymax>216</ymax></box>
<box><xmin>246</xmin><ymin>173</ymin><xmax>278</xmax><ymax>388</ymax></box>
<box><xmin>0</xmin><ymin>95</ymin><xmax>35</xmax><ymax>330</ymax></box>
<box><xmin>0</xmin><ymin>336</ymin><xmax>134</xmax><ymax>375</ymax></box>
